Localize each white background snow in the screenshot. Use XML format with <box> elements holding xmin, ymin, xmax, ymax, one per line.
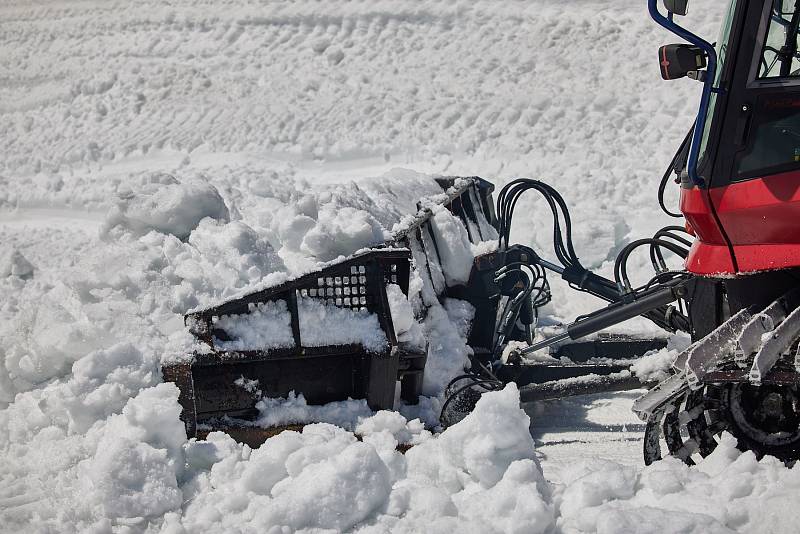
<box><xmin>3</xmin><ymin>0</ymin><xmax>796</xmax><ymax>532</ymax></box>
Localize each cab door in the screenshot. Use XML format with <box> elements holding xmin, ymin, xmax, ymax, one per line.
<box><xmin>706</xmin><ymin>0</ymin><xmax>800</xmax><ymax>272</ymax></box>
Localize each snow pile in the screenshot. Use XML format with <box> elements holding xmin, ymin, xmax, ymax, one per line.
<box><xmin>0</xmin><ymin>349</ymin><xmax>167</xmax><ymax>529</ymax></box>
<box><xmin>101</xmin><ymin>172</ymin><xmax>230</xmax><ymax>240</ymax></box>
<box><xmin>555</xmin><ymin>434</ymin><xmax>800</xmax><ymax>533</ymax></box>
<box><xmin>418</xmin><ymin>298</ymin><xmax>476</xmax><ymax>395</ymax></box>
<box><xmin>299</xmin><ymin>205</ymin><xmax>387</xmax><ymax>260</ymax></box>
<box><xmin>298</xmin><ymin>297</ymin><xmax>388</xmax><ymax>353</ymax></box>
<box><xmin>241</xmin><ymin>171</ymin><xmax>444</xmax><ymax>268</ymax></box>
<box><xmin>430</xmin><ymin>204</ymin><xmax>476</xmax><ymax>286</ymax></box>
<box><xmin>4</xmin><ymin>348</ymin><xmax>800</xmax><ymax>533</ymax></box>
<box><xmin>180</xmin><ymin>219</ymin><xmax>288</xmax><ymax>305</ymax></box>
<box><xmin>180</xmin><ymin>426</ymin><xmax>394</xmax><ymax>532</ymax></box>
<box><xmin>176</xmin><ymin>384</ymin><xmax>554</xmax><ymax>533</ymax></box>
<box><xmin>1</xmin><ymin>214</ymin><xmax>287</xmax><ymax>400</ymax></box>
<box><xmin>0</xmin><ymin>248</ymin><xmax>34</xmax><ymax>279</ymax></box>
<box><xmin>212</xmin><ymin>300</ymin><xmax>294</xmax><ymax>351</ymax></box>
<box><xmin>386</xmin><ymin>282</ymin><xmax>425</xmax><ymax>349</ymax></box>
<box><xmin>4</xmin><ymin>0</ymin><xmax>793</xmax><ymax>531</ymax></box>
<box><xmin>253</xmin><ymin>393</ymin><xmax>375</xmax><ymax>431</ymax></box>
<box><xmin>3</xmin><ymin>283</ymin><xmax>123</xmax><ymax>398</ymax></box>
<box><xmin>88</xmin><ymin>383</ymin><xmax>186</xmax><ymax>521</ymax></box>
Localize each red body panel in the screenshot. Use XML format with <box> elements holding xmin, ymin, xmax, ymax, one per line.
<box><xmin>681</xmin><ymin>187</ymin><xmax>736</xmax><ymax>275</ymax></box>
<box><xmin>681</xmin><ymin>169</ymin><xmax>800</xmax><ymax>275</ymax></box>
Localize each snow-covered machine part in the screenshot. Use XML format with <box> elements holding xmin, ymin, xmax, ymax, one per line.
<box><xmin>163</xmin><ymin>163</ymin><xmax>710</xmax><ymax>443</ymax></box>
<box><xmin>165</xmin><ymin>174</ymin><xmax>674</xmax><ymax>440</ymax></box>
<box><xmin>163</xmin><ymin>177</ymin><xmax>497</xmax><ymax>438</ymax></box>
<box><xmin>164</xmin><ymin>248</ymin><xmax>420</xmax><ymax>437</ymax></box>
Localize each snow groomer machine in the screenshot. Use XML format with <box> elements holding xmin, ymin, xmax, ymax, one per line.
<box><xmin>165</xmin><ymin>0</ymin><xmax>800</xmax><ymax>465</ymax></box>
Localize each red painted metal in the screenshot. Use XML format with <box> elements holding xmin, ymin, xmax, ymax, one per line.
<box><xmin>681</xmin><ymin>169</ymin><xmax>800</xmax><ymax>275</ymax></box>
<box><xmin>684</xmin><ymin>240</ymin><xmax>736</xmax><ymax>275</ymax></box>
<box><xmin>680</xmin><ymin>187</ymin><xmax>735</xmax><ymax>275</ymax></box>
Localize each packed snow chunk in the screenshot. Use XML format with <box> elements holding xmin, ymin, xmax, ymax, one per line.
<box><xmin>386</xmin><ymin>283</ymin><xmax>414</xmax><ymax>335</ymax></box>
<box><xmin>256</xmin><ymin>439</ymin><xmax>393</xmax><ymax>531</ymax></box>
<box><xmin>630</xmin><ymin>346</ymin><xmax>679</xmax><ymax>383</ymax></box>
<box><xmin>429</xmin><ymin>205</ymin><xmax>475</xmax><ymax>286</ymax></box>
<box><xmin>212</xmin><ymin>300</ymin><xmax>294</xmax><ymax>351</ymax></box>
<box><xmin>557</xmin><ymin>459</ymin><xmax>639</xmax><ymax>522</ymax></box>
<box><xmin>453</xmin><ymin>460</ymin><xmax>555</xmax><ymax>534</ymax></box>
<box><xmin>181</xmin><ymin>425</ymin><xmax>392</xmax><ymax>532</ymax></box>
<box><xmin>101</xmin><ymin>172</ymin><xmax>229</xmax><ymax>240</ymax></box>
<box><xmin>89</xmin><ymin>383</ymin><xmax>186</xmax><ymax>520</ymax></box>
<box><xmin>589</xmin><ymin>506</ymin><xmax>732</xmax><ymax>534</ymax></box>
<box><xmin>298</xmin><ymin>296</ymin><xmax>388</xmax><ymax>353</ymax></box>
<box><xmin>4</xmin><ymin>282</ymin><xmax>115</xmax><ymax>394</ymax></box>
<box><xmin>236</xmin><ymin>431</ymin><xmax>306</xmax><ymax>495</ymax></box>
<box><xmin>631</xmin><ymin>335</ymin><xmax>689</xmax><ymax>383</ymax></box>
<box><xmin>0</xmin><ymin>247</ymin><xmax>34</xmax><ymax>278</ymax></box>
<box><xmin>356</xmin><ymin>410</ymin><xmax>433</xmax><ymax>447</ymax></box>
<box><xmin>67</xmin><ymin>342</ymin><xmax>160</xmax><ymax>433</ymax></box>
<box><xmin>420</xmin><ymin>299</ymin><xmax>475</xmax><ymax>396</ymax></box>
<box><xmin>386</xmin><ymin>282</ymin><xmax>425</xmax><ymax>348</ymax></box>
<box><xmin>177</xmin><ymin>218</ymin><xmax>287</xmax><ymax>305</ymax></box>
<box><xmin>373</xmin><ymin>384</ymin><xmax>554</xmax><ymax>533</ymax></box>
<box><xmin>406</xmin><ymin>383</ymin><xmax>537</xmax><ymax>490</ymax></box>
<box><xmin>300</xmin><ymin>205</ymin><xmax>387</xmax><ymax>261</ymax></box>
<box><xmin>255</xmin><ymin>391</ymin><xmax>373</xmax><ymax>430</ymax></box>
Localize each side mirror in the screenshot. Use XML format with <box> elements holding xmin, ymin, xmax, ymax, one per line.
<box><xmin>663</xmin><ymin>0</ymin><xmax>688</xmax><ymax>16</ymax></box>
<box><xmin>658</xmin><ymin>44</ymin><xmax>707</xmax><ymax>80</ymax></box>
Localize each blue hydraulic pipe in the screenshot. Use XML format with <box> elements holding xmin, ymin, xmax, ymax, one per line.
<box><xmin>648</xmin><ymin>0</ymin><xmax>719</xmax><ymax>187</ymax></box>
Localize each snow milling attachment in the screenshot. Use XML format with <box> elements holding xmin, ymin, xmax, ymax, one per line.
<box><xmin>162</xmin><ymin>177</ymin><xmax>498</xmax><ymax>441</ymax></box>
<box><xmin>634</xmin><ymin>288</ymin><xmax>800</xmax><ymax>465</ymax></box>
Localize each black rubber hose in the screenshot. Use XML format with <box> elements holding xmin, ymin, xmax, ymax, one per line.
<box><xmin>496</xmin><ymin>179</ymin><xmax>582</xmax><ymax>269</ymax></box>
<box><xmin>615</xmin><ymin>238</ymin><xmax>690</xmax><ymax>291</ymax></box>
<box><xmin>650</xmin><ymin>226</ymin><xmax>693</xmax><ymax>272</ymax></box>
<box><xmin>658</xmin><ymin>125</ymin><xmax>694</xmax><ymax>218</ymax></box>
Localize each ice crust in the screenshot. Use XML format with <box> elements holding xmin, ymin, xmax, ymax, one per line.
<box><xmin>2</xmin><ymin>0</ymin><xmax>792</xmax><ymax>532</ymax></box>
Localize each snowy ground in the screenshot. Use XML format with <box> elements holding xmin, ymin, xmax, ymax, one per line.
<box><xmin>4</xmin><ymin>0</ymin><xmax>799</xmax><ymax>533</ymax></box>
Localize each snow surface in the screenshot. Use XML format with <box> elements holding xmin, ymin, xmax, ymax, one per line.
<box><xmin>3</xmin><ymin>0</ymin><xmax>793</xmax><ymax>532</ymax></box>
<box><xmin>297</xmin><ymin>297</ymin><xmax>388</xmax><ymax>353</ymax></box>
<box><xmin>212</xmin><ymin>300</ymin><xmax>294</xmax><ymax>351</ymax></box>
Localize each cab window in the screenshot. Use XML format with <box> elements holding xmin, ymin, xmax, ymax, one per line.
<box><xmin>736</xmin><ymin>1</ymin><xmax>800</xmax><ymax>178</ymax></box>
<box><xmin>759</xmin><ymin>1</ymin><xmax>800</xmax><ymax>78</ymax></box>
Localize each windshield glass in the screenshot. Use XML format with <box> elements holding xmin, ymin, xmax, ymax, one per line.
<box><xmin>697</xmin><ymin>0</ymin><xmax>738</xmax><ymax>165</ymax></box>
<box><xmin>759</xmin><ymin>0</ymin><xmax>800</xmax><ymax>78</ymax></box>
